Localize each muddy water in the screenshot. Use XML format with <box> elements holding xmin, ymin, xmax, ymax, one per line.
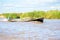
<box><xmin>0</xmin><ymin>19</ymin><xmax>60</xmax><ymax>40</ymax></box>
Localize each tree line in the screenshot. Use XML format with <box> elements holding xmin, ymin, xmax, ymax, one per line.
<box><xmin>0</xmin><ymin>10</ymin><xmax>60</xmax><ymax>19</ymax></box>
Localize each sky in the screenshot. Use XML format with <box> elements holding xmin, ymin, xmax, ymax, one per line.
<box><xmin>0</xmin><ymin>0</ymin><xmax>60</xmax><ymax>13</ymax></box>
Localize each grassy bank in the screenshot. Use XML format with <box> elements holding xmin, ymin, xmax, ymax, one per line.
<box><xmin>0</xmin><ymin>10</ymin><xmax>60</xmax><ymax>19</ymax></box>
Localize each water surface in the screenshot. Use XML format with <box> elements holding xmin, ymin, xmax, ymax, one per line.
<box><xmin>0</xmin><ymin>19</ymin><xmax>60</xmax><ymax>40</ymax></box>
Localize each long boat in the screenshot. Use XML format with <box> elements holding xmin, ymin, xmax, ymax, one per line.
<box><xmin>8</xmin><ymin>17</ymin><xmax>44</xmax><ymax>23</ymax></box>
<box><xmin>25</xmin><ymin>18</ymin><xmax>44</xmax><ymax>23</ymax></box>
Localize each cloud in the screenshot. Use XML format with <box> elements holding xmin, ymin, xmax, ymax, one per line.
<box><xmin>2</xmin><ymin>0</ymin><xmax>58</xmax><ymax>7</ymax></box>
<box><xmin>23</xmin><ymin>0</ymin><xmax>59</xmax><ymax>5</ymax></box>
<box><xmin>1</xmin><ymin>0</ymin><xmax>60</xmax><ymax>13</ymax></box>
<box><xmin>50</xmin><ymin>6</ymin><xmax>60</xmax><ymax>9</ymax></box>
<box><xmin>2</xmin><ymin>7</ymin><xmax>35</xmax><ymax>13</ymax></box>
<box><xmin>0</xmin><ymin>2</ymin><xmax>2</xmax><ymax>7</ymax></box>
<box><xmin>2</xmin><ymin>0</ymin><xmax>57</xmax><ymax>6</ymax></box>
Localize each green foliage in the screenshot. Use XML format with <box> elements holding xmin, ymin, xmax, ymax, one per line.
<box><xmin>45</xmin><ymin>10</ymin><xmax>60</xmax><ymax>19</ymax></box>
<box><xmin>1</xmin><ymin>10</ymin><xmax>60</xmax><ymax>19</ymax></box>
<box><xmin>2</xmin><ymin>13</ymin><xmax>17</xmax><ymax>19</ymax></box>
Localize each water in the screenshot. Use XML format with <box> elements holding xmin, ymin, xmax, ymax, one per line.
<box><xmin>0</xmin><ymin>19</ymin><xmax>60</xmax><ymax>40</ymax></box>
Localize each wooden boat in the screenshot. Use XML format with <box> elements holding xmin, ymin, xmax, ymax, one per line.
<box><xmin>8</xmin><ymin>17</ymin><xmax>44</xmax><ymax>23</ymax></box>
<box><xmin>24</xmin><ymin>18</ymin><xmax>44</xmax><ymax>23</ymax></box>
<box><xmin>30</xmin><ymin>18</ymin><xmax>44</xmax><ymax>23</ymax></box>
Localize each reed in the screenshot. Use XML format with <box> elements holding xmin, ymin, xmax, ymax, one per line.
<box><xmin>0</xmin><ymin>10</ymin><xmax>60</xmax><ymax>19</ymax></box>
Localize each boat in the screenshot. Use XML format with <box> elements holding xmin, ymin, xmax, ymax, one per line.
<box><xmin>30</xmin><ymin>18</ymin><xmax>44</xmax><ymax>23</ymax></box>
<box><xmin>23</xmin><ymin>17</ymin><xmax>44</xmax><ymax>23</ymax></box>
<box><xmin>8</xmin><ymin>17</ymin><xmax>44</xmax><ymax>23</ymax></box>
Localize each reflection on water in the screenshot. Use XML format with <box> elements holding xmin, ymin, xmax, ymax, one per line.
<box><xmin>0</xmin><ymin>19</ymin><xmax>60</xmax><ymax>40</ymax></box>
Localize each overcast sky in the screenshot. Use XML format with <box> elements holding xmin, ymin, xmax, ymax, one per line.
<box><xmin>0</xmin><ymin>0</ymin><xmax>60</xmax><ymax>13</ymax></box>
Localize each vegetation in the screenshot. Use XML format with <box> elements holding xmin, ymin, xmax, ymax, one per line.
<box><xmin>0</xmin><ymin>10</ymin><xmax>60</xmax><ymax>19</ymax></box>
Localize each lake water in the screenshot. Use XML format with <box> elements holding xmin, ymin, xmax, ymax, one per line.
<box><xmin>0</xmin><ymin>19</ymin><xmax>60</xmax><ymax>40</ymax></box>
